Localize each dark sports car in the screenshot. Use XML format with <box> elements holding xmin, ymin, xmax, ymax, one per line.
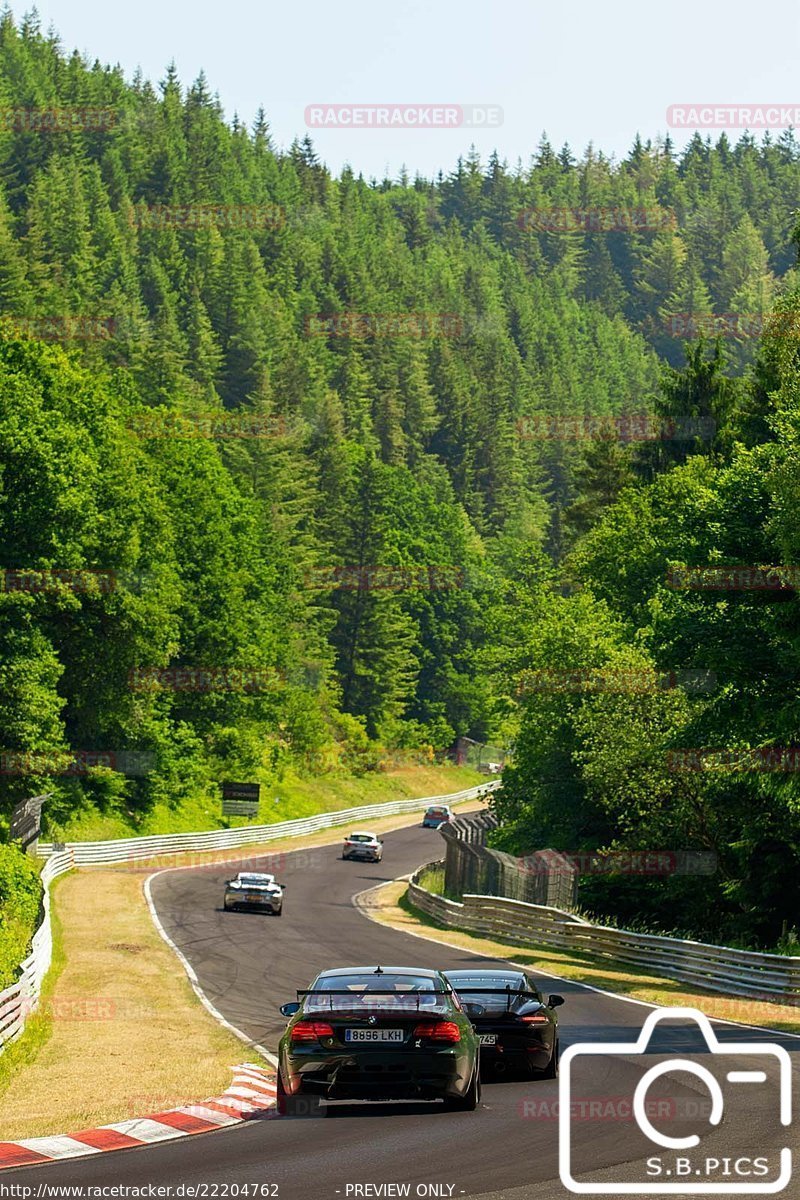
<box><xmin>276</xmin><ymin>965</ymin><xmax>482</xmax><ymax>1115</ymax></box>
<box><xmin>444</xmin><ymin>968</ymin><xmax>563</xmax><ymax>1079</ymax></box>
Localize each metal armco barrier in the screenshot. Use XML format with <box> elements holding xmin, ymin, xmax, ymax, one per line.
<box><xmin>0</xmin><ymin>848</ymin><xmax>74</xmax><ymax>1052</ymax></box>
<box><xmin>408</xmin><ymin>861</ymin><xmax>800</xmax><ymax>1005</ymax></box>
<box><xmin>441</xmin><ymin>812</ymin><xmax>579</xmax><ymax>909</ymax></box>
<box><xmin>0</xmin><ymin>782</ymin><xmax>498</xmax><ymax>1054</ymax></box>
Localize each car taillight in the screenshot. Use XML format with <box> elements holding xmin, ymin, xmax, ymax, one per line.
<box><xmin>521</xmin><ymin>1013</ymin><xmax>549</xmax><ymax>1025</ymax></box>
<box><xmin>413</xmin><ymin>1021</ymin><xmax>461</xmax><ymax>1043</ymax></box>
<box><xmin>290</xmin><ymin>1021</ymin><xmax>335</xmax><ymax>1043</ymax></box>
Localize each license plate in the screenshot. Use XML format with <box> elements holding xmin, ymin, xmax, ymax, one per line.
<box><xmin>478</xmin><ymin>1034</ymin><xmax>497</xmax><ymax>1045</ymax></box>
<box><xmin>246</xmin><ymin>894</ymin><xmax>264</xmax><ymax>902</ymax></box>
<box><xmin>345</xmin><ymin>1028</ymin><xmax>404</xmax><ymax>1043</ymax></box>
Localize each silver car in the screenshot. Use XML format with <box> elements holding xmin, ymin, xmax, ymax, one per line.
<box><xmin>223</xmin><ymin>871</ymin><xmax>284</xmax><ymax>914</ymax></box>
<box><xmin>341</xmin><ymin>831</ymin><xmax>383</xmax><ymax>862</ymax></box>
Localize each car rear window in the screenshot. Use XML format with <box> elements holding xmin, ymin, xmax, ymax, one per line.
<box><xmin>347</xmin><ymin>834</ymin><xmax>374</xmax><ymax>842</ymax></box>
<box><xmin>239</xmin><ymin>874</ymin><xmax>273</xmax><ymax>885</ymax></box>
<box><xmin>448</xmin><ymin>975</ymin><xmax>541</xmax><ymax>1010</ymax></box>
<box><xmin>304</xmin><ymin>974</ymin><xmax>447</xmax><ymax>1013</ymax></box>
<box><xmin>427</xmin><ymin>808</ymin><xmax>447</xmax><ymax>816</ymax></box>
<box><xmin>450</xmin><ymin>975</ymin><xmax>524</xmax><ymax>990</ymax></box>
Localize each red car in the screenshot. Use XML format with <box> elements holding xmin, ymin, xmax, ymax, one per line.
<box><xmin>422</xmin><ymin>804</ymin><xmax>452</xmax><ymax>828</ymax></box>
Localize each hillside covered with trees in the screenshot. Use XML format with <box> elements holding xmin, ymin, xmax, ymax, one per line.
<box><xmin>0</xmin><ymin>12</ymin><xmax>799</xmax><ymax>947</ymax></box>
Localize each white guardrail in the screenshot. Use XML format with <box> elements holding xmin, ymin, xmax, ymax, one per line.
<box><xmin>408</xmin><ymin>861</ymin><xmax>800</xmax><ymax>1005</ymax></box>
<box><xmin>0</xmin><ymin>782</ymin><xmax>499</xmax><ymax>1053</ymax></box>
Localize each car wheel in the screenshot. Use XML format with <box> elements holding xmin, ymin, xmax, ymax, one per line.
<box><xmin>539</xmin><ymin>1039</ymin><xmax>559</xmax><ymax>1080</ymax></box>
<box><xmin>444</xmin><ymin>1064</ymin><xmax>481</xmax><ymax>1111</ymax></box>
<box><xmin>274</xmin><ymin>906</ymin><xmax>282</xmax><ymax>916</ymax></box>
<box><xmin>276</xmin><ymin>1071</ymin><xmax>322</xmax><ymax>1117</ymax></box>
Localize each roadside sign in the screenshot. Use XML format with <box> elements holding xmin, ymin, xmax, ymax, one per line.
<box><xmin>9</xmin><ymin>793</ymin><xmax>49</xmax><ymax>854</ymax></box>
<box><xmin>222</xmin><ymin>782</ymin><xmax>260</xmax><ymax>817</ymax></box>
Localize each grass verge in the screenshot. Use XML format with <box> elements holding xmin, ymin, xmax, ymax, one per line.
<box><xmin>0</xmin><ymin>849</ymin><xmax>43</xmax><ymax>990</ymax></box>
<box><xmin>356</xmin><ymin>879</ymin><xmax>800</xmax><ymax>1037</ymax></box>
<box><xmin>98</xmin><ymin>793</ymin><xmax>487</xmax><ymax>876</ymax></box>
<box><xmin>0</xmin><ymin>867</ymin><xmax>246</xmax><ymax>1141</ymax></box>
<box><xmin>55</xmin><ymin>764</ymin><xmax>485</xmax><ymax>841</ymax></box>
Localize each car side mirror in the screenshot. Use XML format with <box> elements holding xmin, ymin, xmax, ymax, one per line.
<box><xmin>279</xmin><ymin>1002</ymin><xmax>300</xmax><ymax>1017</ymax></box>
<box><xmin>548</xmin><ymin>994</ymin><xmax>565</xmax><ymax>1008</ymax></box>
<box><xmin>462</xmin><ymin>1001</ymin><xmax>486</xmax><ymax>1018</ymax></box>
<box><xmin>278</xmin><ymin>882</ymin><xmax>287</xmax><ymax>888</ymax></box>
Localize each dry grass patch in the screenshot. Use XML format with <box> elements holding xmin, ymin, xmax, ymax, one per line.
<box><xmin>357</xmin><ymin>880</ymin><xmax>800</xmax><ymax>1036</ymax></box>
<box><xmin>0</xmin><ymin>870</ymin><xmax>245</xmax><ymax>1140</ymax></box>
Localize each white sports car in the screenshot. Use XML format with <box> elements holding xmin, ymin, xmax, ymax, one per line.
<box><xmin>341</xmin><ymin>831</ymin><xmax>383</xmax><ymax>862</ymax></box>
<box><xmin>223</xmin><ymin>871</ymin><xmax>284</xmax><ymax>914</ymax></box>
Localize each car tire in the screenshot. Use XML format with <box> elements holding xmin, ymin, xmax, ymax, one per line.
<box><xmin>539</xmin><ymin>1039</ymin><xmax>559</xmax><ymax>1080</ymax></box>
<box><xmin>276</xmin><ymin>1071</ymin><xmax>323</xmax><ymax>1118</ymax></box>
<box><xmin>274</xmin><ymin>907</ymin><xmax>282</xmax><ymax>916</ymax></box>
<box><xmin>444</xmin><ymin>1064</ymin><xmax>481</xmax><ymax>1111</ymax></box>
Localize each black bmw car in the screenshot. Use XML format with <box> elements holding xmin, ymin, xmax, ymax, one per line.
<box><xmin>276</xmin><ymin>966</ymin><xmax>482</xmax><ymax>1115</ymax></box>
<box><xmin>444</xmin><ymin>969</ymin><xmax>563</xmax><ymax>1079</ymax></box>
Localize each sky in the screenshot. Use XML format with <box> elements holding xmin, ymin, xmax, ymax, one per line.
<box><xmin>23</xmin><ymin>0</ymin><xmax>800</xmax><ymax>179</ymax></box>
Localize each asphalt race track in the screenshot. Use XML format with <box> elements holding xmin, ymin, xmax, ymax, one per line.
<box><xmin>5</xmin><ymin>821</ymin><xmax>798</xmax><ymax>1199</ymax></box>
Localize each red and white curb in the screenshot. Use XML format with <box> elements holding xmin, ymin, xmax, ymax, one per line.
<box><xmin>0</xmin><ymin>1064</ymin><xmax>277</xmax><ymax>1170</ymax></box>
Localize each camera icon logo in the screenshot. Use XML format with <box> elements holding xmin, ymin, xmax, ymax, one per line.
<box><xmin>558</xmin><ymin>1006</ymin><xmax>792</xmax><ymax>1194</ymax></box>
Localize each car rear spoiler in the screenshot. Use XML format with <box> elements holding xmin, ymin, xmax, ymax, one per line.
<box><xmin>449</xmin><ymin>987</ymin><xmax>542</xmax><ymax>1011</ymax></box>
<box><xmin>297</xmin><ymin>988</ymin><xmax>449</xmax><ymax>1010</ymax></box>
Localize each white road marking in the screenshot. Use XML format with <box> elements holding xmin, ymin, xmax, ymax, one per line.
<box><xmin>101</xmin><ymin>1118</ymin><xmax>198</xmax><ymax>1142</ymax></box>
<box><xmin>143</xmin><ymin>874</ymin><xmax>279</xmax><ymax>1067</ymax></box>
<box><xmin>169</xmin><ymin>1106</ymin><xmax>242</xmax><ymax>1126</ymax></box>
<box><xmin>224</xmin><ymin>1085</ymin><xmax>277</xmax><ymax>1101</ymax></box>
<box><xmin>15</xmin><ymin>1136</ymin><xmax>102</xmax><ymax>1159</ymax></box>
